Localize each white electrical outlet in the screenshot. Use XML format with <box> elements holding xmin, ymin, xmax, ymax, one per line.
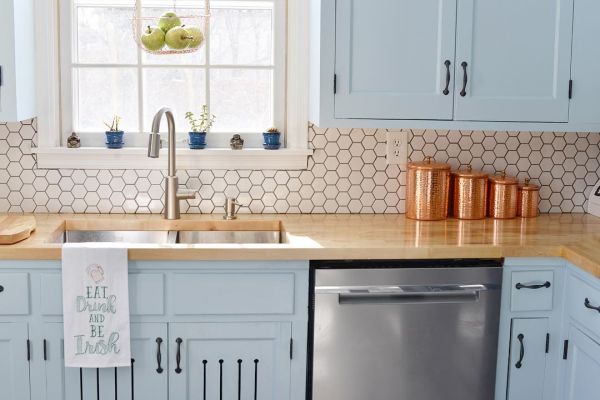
<box><xmin>386</xmin><ymin>131</ymin><xmax>408</xmax><ymax>165</ymax></box>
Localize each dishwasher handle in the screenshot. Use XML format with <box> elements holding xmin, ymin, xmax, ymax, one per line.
<box><xmin>317</xmin><ymin>284</ymin><xmax>492</xmax><ymax>305</ymax></box>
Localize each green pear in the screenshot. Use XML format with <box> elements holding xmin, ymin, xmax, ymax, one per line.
<box><xmin>158</xmin><ymin>12</ymin><xmax>182</xmax><ymax>33</ymax></box>
<box><xmin>185</xmin><ymin>26</ymin><xmax>204</xmax><ymax>49</ymax></box>
<box><xmin>140</xmin><ymin>25</ymin><xmax>165</xmax><ymax>51</ymax></box>
<box><xmin>165</xmin><ymin>25</ymin><xmax>191</xmax><ymax>50</ymax></box>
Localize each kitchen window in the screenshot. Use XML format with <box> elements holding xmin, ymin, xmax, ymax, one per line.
<box><xmin>34</xmin><ymin>0</ymin><xmax>311</xmax><ymax>169</ymax></box>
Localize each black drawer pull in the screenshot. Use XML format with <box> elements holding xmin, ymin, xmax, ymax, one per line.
<box><xmin>156</xmin><ymin>337</ymin><xmax>164</xmax><ymax>374</ymax></box>
<box><xmin>0</xmin><ymin>285</ymin><xmax>4</xmax><ymax>293</ymax></box>
<box><xmin>516</xmin><ymin>281</ymin><xmax>551</xmax><ymax>290</ymax></box>
<box><xmin>515</xmin><ymin>334</ymin><xmax>525</xmax><ymax>369</ymax></box>
<box><xmin>584</xmin><ymin>298</ymin><xmax>600</xmax><ymax>313</ymax></box>
<box><xmin>460</xmin><ymin>62</ymin><xmax>468</xmax><ymax>97</ymax></box>
<box><xmin>443</xmin><ymin>60</ymin><xmax>451</xmax><ymax>95</ymax></box>
<box><xmin>175</xmin><ymin>338</ymin><xmax>182</xmax><ymax>374</ymax></box>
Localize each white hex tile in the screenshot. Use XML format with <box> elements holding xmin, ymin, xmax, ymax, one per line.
<box><xmin>84</xmin><ymin>177</ymin><xmax>100</xmax><ymax>192</ymax></box>
<box><xmin>59</xmin><ymin>192</ymin><xmax>75</xmax><ymax>206</ymax></box>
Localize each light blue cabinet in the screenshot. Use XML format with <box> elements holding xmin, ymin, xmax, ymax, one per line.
<box><xmin>0</xmin><ymin>0</ymin><xmax>36</xmax><ymax>122</ymax></box>
<box><xmin>0</xmin><ymin>323</ymin><xmax>30</xmax><ymax>400</ymax></box>
<box><xmin>0</xmin><ymin>260</ymin><xmax>309</xmax><ymax>400</ymax></box>
<box><xmin>562</xmin><ymin>326</ymin><xmax>600</xmax><ymax>400</ymax></box>
<box><xmin>454</xmin><ymin>0</ymin><xmax>573</xmax><ymax>122</ymax></box>
<box><xmin>42</xmin><ymin>322</ymin><xmax>168</xmax><ymax>400</ymax></box>
<box><xmin>334</xmin><ymin>0</ymin><xmax>456</xmax><ymax>120</ymax></box>
<box><xmin>506</xmin><ymin>318</ymin><xmax>549</xmax><ymax>400</ymax></box>
<box><xmin>568</xmin><ymin>0</ymin><xmax>600</xmax><ymax>124</ymax></box>
<box><xmin>169</xmin><ymin>322</ymin><xmax>292</xmax><ymax>400</ymax></box>
<box><xmin>310</xmin><ymin>0</ymin><xmax>600</xmax><ymax>131</ymax></box>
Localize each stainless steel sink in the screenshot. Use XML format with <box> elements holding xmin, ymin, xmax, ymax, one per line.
<box><xmin>64</xmin><ymin>230</ymin><xmax>174</xmax><ymax>244</ymax></box>
<box><xmin>176</xmin><ymin>230</ymin><xmax>281</xmax><ymax>244</ymax></box>
<box><xmin>62</xmin><ymin>229</ymin><xmax>282</xmax><ymax>245</ymax></box>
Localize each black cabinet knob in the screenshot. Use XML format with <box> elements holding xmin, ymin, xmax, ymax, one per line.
<box><xmin>0</xmin><ymin>285</ymin><xmax>4</xmax><ymax>293</ymax></box>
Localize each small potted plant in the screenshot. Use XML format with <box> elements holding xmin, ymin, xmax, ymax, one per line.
<box><xmin>104</xmin><ymin>115</ymin><xmax>124</xmax><ymax>149</ymax></box>
<box><xmin>263</xmin><ymin>127</ymin><xmax>281</xmax><ymax>150</ymax></box>
<box><xmin>185</xmin><ymin>105</ymin><xmax>215</xmax><ymax>149</ymax></box>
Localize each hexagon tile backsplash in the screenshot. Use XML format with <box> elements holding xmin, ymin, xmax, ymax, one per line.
<box><xmin>0</xmin><ymin>119</ymin><xmax>598</xmax><ymax>214</ymax></box>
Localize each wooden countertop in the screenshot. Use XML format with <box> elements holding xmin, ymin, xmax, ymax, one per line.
<box><xmin>2</xmin><ymin>213</ymin><xmax>600</xmax><ymax>277</ymax></box>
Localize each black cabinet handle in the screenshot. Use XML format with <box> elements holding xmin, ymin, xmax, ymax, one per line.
<box><xmin>443</xmin><ymin>60</ymin><xmax>451</xmax><ymax>95</ymax></box>
<box><xmin>584</xmin><ymin>298</ymin><xmax>600</xmax><ymax>313</ymax></box>
<box><xmin>460</xmin><ymin>62</ymin><xmax>468</xmax><ymax>97</ymax></box>
<box><xmin>516</xmin><ymin>281</ymin><xmax>551</xmax><ymax>290</ymax></box>
<box><xmin>175</xmin><ymin>338</ymin><xmax>182</xmax><ymax>374</ymax></box>
<box><xmin>43</xmin><ymin>339</ymin><xmax>47</xmax><ymax>361</ymax></box>
<box><xmin>156</xmin><ymin>338</ymin><xmax>164</xmax><ymax>374</ymax></box>
<box><xmin>0</xmin><ymin>285</ymin><xmax>4</xmax><ymax>293</ymax></box>
<box><xmin>515</xmin><ymin>334</ymin><xmax>525</xmax><ymax>369</ymax></box>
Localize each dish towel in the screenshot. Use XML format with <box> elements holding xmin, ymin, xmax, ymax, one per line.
<box><xmin>62</xmin><ymin>243</ymin><xmax>131</xmax><ymax>368</ymax></box>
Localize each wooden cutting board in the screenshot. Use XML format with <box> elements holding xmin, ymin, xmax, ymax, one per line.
<box><xmin>0</xmin><ymin>215</ymin><xmax>36</xmax><ymax>245</ymax></box>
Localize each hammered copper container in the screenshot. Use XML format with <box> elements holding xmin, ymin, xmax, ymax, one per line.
<box><xmin>488</xmin><ymin>173</ymin><xmax>518</xmax><ymax>219</ymax></box>
<box><xmin>517</xmin><ymin>178</ymin><xmax>540</xmax><ymax>218</ymax></box>
<box><xmin>451</xmin><ymin>166</ymin><xmax>488</xmax><ymax>220</ymax></box>
<box><xmin>406</xmin><ymin>157</ymin><xmax>451</xmax><ymax>221</ymax></box>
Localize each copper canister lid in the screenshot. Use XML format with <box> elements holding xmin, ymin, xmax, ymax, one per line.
<box><xmin>452</xmin><ymin>165</ymin><xmax>488</xmax><ymax>179</ymax></box>
<box><xmin>489</xmin><ymin>172</ymin><xmax>518</xmax><ymax>185</ymax></box>
<box><xmin>519</xmin><ymin>178</ymin><xmax>540</xmax><ymax>191</ymax></box>
<box><xmin>408</xmin><ymin>156</ymin><xmax>451</xmax><ymax>171</ymax></box>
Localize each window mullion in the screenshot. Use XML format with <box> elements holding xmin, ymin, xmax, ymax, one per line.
<box><xmin>136</xmin><ymin>1</ymin><xmax>144</xmax><ymax>135</ymax></box>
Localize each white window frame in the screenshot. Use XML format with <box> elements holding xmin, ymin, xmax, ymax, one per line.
<box><xmin>33</xmin><ymin>0</ymin><xmax>312</xmax><ymax>170</ymax></box>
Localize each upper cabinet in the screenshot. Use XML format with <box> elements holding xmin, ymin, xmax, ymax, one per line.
<box><xmin>310</xmin><ymin>0</ymin><xmax>600</xmax><ymax>130</ymax></box>
<box><xmin>0</xmin><ymin>0</ymin><xmax>36</xmax><ymax>122</ymax></box>
<box><xmin>568</xmin><ymin>0</ymin><xmax>600</xmax><ymax>124</ymax></box>
<box><xmin>334</xmin><ymin>0</ymin><xmax>456</xmax><ymax>120</ymax></box>
<box><xmin>454</xmin><ymin>0</ymin><xmax>572</xmax><ymax>122</ymax></box>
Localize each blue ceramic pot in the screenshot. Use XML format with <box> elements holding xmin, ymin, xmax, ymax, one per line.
<box><xmin>263</xmin><ymin>131</ymin><xmax>281</xmax><ymax>150</ymax></box>
<box><xmin>188</xmin><ymin>131</ymin><xmax>207</xmax><ymax>149</ymax></box>
<box><xmin>105</xmin><ymin>131</ymin><xmax>124</xmax><ymax>149</ymax></box>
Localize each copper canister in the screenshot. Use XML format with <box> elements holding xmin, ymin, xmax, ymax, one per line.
<box><xmin>451</xmin><ymin>166</ymin><xmax>488</xmax><ymax>220</ymax></box>
<box><xmin>488</xmin><ymin>173</ymin><xmax>518</xmax><ymax>219</ymax></box>
<box><xmin>517</xmin><ymin>178</ymin><xmax>540</xmax><ymax>218</ymax></box>
<box><xmin>406</xmin><ymin>157</ymin><xmax>451</xmax><ymax>221</ymax></box>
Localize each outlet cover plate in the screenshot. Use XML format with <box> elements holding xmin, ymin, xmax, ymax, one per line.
<box><xmin>386</xmin><ymin>131</ymin><xmax>408</xmax><ymax>165</ymax></box>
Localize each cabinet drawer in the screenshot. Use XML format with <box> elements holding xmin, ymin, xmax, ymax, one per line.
<box><xmin>171</xmin><ymin>273</ymin><xmax>295</xmax><ymax>315</ymax></box>
<box><xmin>40</xmin><ymin>273</ymin><xmax>165</xmax><ymax>316</ymax></box>
<box><xmin>510</xmin><ymin>270</ymin><xmax>554</xmax><ymax>312</ymax></box>
<box><xmin>567</xmin><ymin>274</ymin><xmax>600</xmax><ymax>337</ymax></box>
<box><xmin>0</xmin><ymin>273</ymin><xmax>30</xmax><ymax>315</ymax></box>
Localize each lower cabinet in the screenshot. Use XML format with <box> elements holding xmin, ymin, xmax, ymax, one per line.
<box><xmin>169</xmin><ymin>322</ymin><xmax>292</xmax><ymax>400</ymax></box>
<box><xmin>0</xmin><ymin>323</ymin><xmax>30</xmax><ymax>400</ymax></box>
<box><xmin>43</xmin><ymin>322</ymin><xmax>168</xmax><ymax>400</ymax></box>
<box><xmin>506</xmin><ymin>318</ymin><xmax>549</xmax><ymax>400</ymax></box>
<box><xmin>563</xmin><ymin>326</ymin><xmax>600</xmax><ymax>400</ymax></box>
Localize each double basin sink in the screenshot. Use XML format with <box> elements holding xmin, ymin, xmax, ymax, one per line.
<box><xmin>59</xmin><ymin>221</ymin><xmax>283</xmax><ymax>245</ymax></box>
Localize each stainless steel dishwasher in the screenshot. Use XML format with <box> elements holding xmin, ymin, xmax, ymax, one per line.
<box><xmin>308</xmin><ymin>259</ymin><xmax>503</xmax><ymax>400</ymax></box>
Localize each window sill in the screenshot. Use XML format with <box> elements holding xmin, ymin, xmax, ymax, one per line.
<box><xmin>34</xmin><ymin>147</ymin><xmax>314</xmax><ymax>170</ymax></box>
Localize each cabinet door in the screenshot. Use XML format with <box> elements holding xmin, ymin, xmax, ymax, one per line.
<box><xmin>0</xmin><ymin>323</ymin><xmax>30</xmax><ymax>400</ymax></box>
<box><xmin>563</xmin><ymin>327</ymin><xmax>600</xmax><ymax>400</ymax></box>
<box><xmin>334</xmin><ymin>0</ymin><xmax>457</xmax><ymax>120</ymax></box>
<box><xmin>569</xmin><ymin>0</ymin><xmax>600</xmax><ymax>124</ymax></box>
<box><xmin>506</xmin><ymin>318</ymin><xmax>549</xmax><ymax>400</ymax></box>
<box><xmin>44</xmin><ymin>322</ymin><xmax>167</xmax><ymax>400</ymax></box>
<box><xmin>454</xmin><ymin>0</ymin><xmax>573</xmax><ymax>122</ymax></box>
<box><xmin>169</xmin><ymin>322</ymin><xmax>292</xmax><ymax>400</ymax></box>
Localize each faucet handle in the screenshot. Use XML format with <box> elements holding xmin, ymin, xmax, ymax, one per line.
<box><xmin>177</xmin><ymin>188</ymin><xmax>197</xmax><ymax>201</ymax></box>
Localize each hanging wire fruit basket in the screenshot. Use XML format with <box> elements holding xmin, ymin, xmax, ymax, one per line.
<box><xmin>132</xmin><ymin>0</ymin><xmax>211</xmax><ymax>55</ymax></box>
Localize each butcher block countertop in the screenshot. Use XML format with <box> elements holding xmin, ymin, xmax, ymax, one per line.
<box><xmin>1</xmin><ymin>213</ymin><xmax>600</xmax><ymax>277</ymax></box>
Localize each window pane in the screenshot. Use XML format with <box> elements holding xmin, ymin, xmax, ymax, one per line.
<box><xmin>75</xmin><ymin>68</ymin><xmax>139</xmax><ymax>132</ymax></box>
<box><xmin>140</xmin><ymin>7</ymin><xmax>207</xmax><ymax>65</ymax></box>
<box><xmin>210</xmin><ymin>69</ymin><xmax>272</xmax><ymax>132</ymax></box>
<box><xmin>76</xmin><ymin>6</ymin><xmax>138</xmax><ymax>64</ymax></box>
<box><xmin>143</xmin><ymin>68</ymin><xmax>206</xmax><ymax>132</ymax></box>
<box><xmin>210</xmin><ymin>6</ymin><xmax>274</xmax><ymax>65</ymax></box>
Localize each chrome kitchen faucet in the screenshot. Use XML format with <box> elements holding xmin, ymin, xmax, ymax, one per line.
<box><xmin>147</xmin><ymin>107</ymin><xmax>196</xmax><ymax>220</ymax></box>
